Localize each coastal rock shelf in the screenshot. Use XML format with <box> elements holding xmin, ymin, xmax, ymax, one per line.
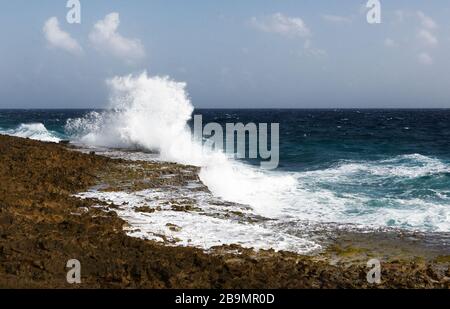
<box><xmin>0</xmin><ymin>135</ymin><xmax>449</xmax><ymax>288</ymax></box>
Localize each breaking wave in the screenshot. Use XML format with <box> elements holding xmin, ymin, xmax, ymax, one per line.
<box><xmin>65</xmin><ymin>71</ymin><xmax>450</xmax><ymax>233</ymax></box>
<box><xmin>65</xmin><ymin>71</ymin><xmax>297</xmax><ymax>218</ymax></box>
<box><xmin>0</xmin><ymin>123</ymin><xmax>61</xmax><ymax>143</ymax></box>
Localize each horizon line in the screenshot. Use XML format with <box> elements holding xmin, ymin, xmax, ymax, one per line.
<box><xmin>1</xmin><ymin>107</ymin><xmax>450</xmax><ymax>111</ymax></box>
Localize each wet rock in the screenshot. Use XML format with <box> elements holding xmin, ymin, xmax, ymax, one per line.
<box><xmin>0</xmin><ymin>135</ymin><xmax>448</xmax><ymax>289</ymax></box>
<box><xmin>165</xmin><ymin>223</ymin><xmax>182</xmax><ymax>232</ymax></box>
<box><xmin>135</xmin><ymin>206</ymin><xmax>156</xmax><ymax>214</ymax></box>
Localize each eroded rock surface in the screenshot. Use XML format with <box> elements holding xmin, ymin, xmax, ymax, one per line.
<box><xmin>0</xmin><ymin>135</ymin><xmax>448</xmax><ymax>288</ymax></box>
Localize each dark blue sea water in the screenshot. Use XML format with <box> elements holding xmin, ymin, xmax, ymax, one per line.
<box><xmin>197</xmin><ymin>109</ymin><xmax>450</xmax><ymax>169</ymax></box>
<box><xmin>1</xmin><ymin>109</ymin><xmax>449</xmax><ymax>233</ymax></box>
<box><xmin>1</xmin><ymin>109</ymin><xmax>449</xmax><ymax>168</ymax></box>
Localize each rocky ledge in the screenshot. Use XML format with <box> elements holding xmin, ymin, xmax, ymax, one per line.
<box><xmin>0</xmin><ymin>135</ymin><xmax>448</xmax><ymax>288</ymax></box>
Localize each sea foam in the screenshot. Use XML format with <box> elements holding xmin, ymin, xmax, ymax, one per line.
<box><xmin>1</xmin><ymin>123</ymin><xmax>61</xmax><ymax>143</ymax></box>
<box><xmin>65</xmin><ymin>71</ymin><xmax>299</xmax><ymax>219</ymax></box>
<box><xmin>66</xmin><ymin>71</ymin><xmax>450</xmax><ymax>250</ymax></box>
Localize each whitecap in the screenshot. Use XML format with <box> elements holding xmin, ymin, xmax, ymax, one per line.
<box><xmin>1</xmin><ymin>123</ymin><xmax>61</xmax><ymax>143</ymax></box>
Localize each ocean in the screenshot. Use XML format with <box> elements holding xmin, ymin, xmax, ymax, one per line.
<box><xmin>0</xmin><ymin>73</ymin><xmax>449</xmax><ymax>254</ymax></box>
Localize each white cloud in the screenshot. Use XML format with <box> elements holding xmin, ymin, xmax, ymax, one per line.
<box><xmin>43</xmin><ymin>17</ymin><xmax>83</xmax><ymax>55</ymax></box>
<box><xmin>384</xmin><ymin>38</ymin><xmax>397</xmax><ymax>48</ymax></box>
<box><xmin>417</xmin><ymin>11</ymin><xmax>437</xmax><ymax>30</ymax></box>
<box><xmin>89</xmin><ymin>12</ymin><xmax>145</xmax><ymax>62</ymax></box>
<box><xmin>414</xmin><ymin>12</ymin><xmax>438</xmax><ymax>65</ymax></box>
<box><xmin>392</xmin><ymin>10</ymin><xmax>437</xmax><ymax>29</ymax></box>
<box><xmin>251</xmin><ymin>13</ymin><xmax>311</xmax><ymax>38</ymax></box>
<box><xmin>250</xmin><ymin>13</ymin><xmax>326</xmax><ymax>58</ymax></box>
<box><xmin>303</xmin><ymin>40</ymin><xmax>327</xmax><ymax>57</ymax></box>
<box><xmin>417</xmin><ymin>52</ymin><xmax>433</xmax><ymax>65</ymax></box>
<box><xmin>417</xmin><ymin>29</ymin><xmax>438</xmax><ymax>47</ymax></box>
<box><xmin>388</xmin><ymin>10</ymin><xmax>439</xmax><ymax>64</ymax></box>
<box><xmin>321</xmin><ymin>14</ymin><xmax>352</xmax><ymax>24</ymax></box>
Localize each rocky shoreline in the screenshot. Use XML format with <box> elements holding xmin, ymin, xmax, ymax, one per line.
<box><xmin>0</xmin><ymin>135</ymin><xmax>449</xmax><ymax>288</ymax></box>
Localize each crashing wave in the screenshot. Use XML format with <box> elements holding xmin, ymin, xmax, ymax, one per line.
<box><xmin>64</xmin><ymin>71</ymin><xmax>450</xmax><ymax>233</ymax></box>
<box><xmin>0</xmin><ymin>123</ymin><xmax>61</xmax><ymax>143</ymax></box>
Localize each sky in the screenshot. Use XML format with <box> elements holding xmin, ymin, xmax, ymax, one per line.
<box><xmin>0</xmin><ymin>0</ymin><xmax>449</xmax><ymax>108</ymax></box>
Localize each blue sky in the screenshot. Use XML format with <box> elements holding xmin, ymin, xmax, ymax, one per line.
<box><xmin>0</xmin><ymin>0</ymin><xmax>449</xmax><ymax>108</ymax></box>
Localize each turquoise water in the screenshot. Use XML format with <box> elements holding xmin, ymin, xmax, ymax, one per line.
<box><xmin>1</xmin><ymin>109</ymin><xmax>449</xmax><ymax>232</ymax></box>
